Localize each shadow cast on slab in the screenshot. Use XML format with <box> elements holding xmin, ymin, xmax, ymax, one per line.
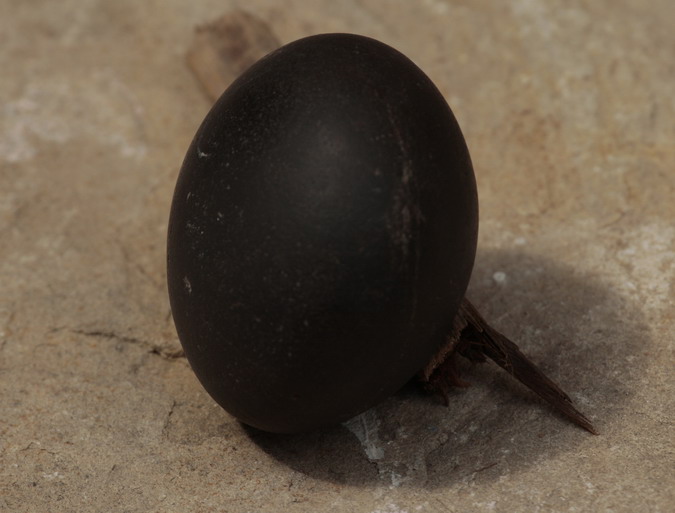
<box><xmin>242</xmin><ymin>248</ymin><xmax>648</xmax><ymax>488</ymax></box>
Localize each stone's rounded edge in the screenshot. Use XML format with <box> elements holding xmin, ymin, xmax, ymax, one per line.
<box><xmin>167</xmin><ymin>33</ymin><xmax>478</xmax><ymax>433</ymax></box>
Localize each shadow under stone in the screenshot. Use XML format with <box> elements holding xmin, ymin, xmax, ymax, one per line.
<box><xmin>242</xmin><ymin>248</ymin><xmax>648</xmax><ymax>488</ymax></box>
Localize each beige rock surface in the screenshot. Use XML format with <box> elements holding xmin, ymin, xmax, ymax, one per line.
<box><xmin>1</xmin><ymin>1</ymin><xmax>673</xmax><ymax>511</ymax></box>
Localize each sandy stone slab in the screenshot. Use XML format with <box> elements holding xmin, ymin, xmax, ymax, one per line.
<box><xmin>1</xmin><ymin>1</ymin><xmax>673</xmax><ymax>512</ymax></box>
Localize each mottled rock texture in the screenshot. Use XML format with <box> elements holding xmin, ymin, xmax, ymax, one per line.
<box><xmin>1</xmin><ymin>1</ymin><xmax>673</xmax><ymax>512</ymax></box>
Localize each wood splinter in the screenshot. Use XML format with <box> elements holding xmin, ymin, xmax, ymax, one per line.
<box><xmin>422</xmin><ymin>299</ymin><xmax>597</xmax><ymax>434</ymax></box>
<box><xmin>187</xmin><ymin>10</ymin><xmax>280</xmax><ymax>102</ymax></box>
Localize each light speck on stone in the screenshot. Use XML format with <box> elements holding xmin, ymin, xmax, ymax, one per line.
<box><xmin>493</xmin><ymin>271</ymin><xmax>507</xmax><ymax>284</ymax></box>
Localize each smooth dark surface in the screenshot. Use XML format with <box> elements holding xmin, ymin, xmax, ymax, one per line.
<box><xmin>167</xmin><ymin>33</ymin><xmax>478</xmax><ymax>433</ymax></box>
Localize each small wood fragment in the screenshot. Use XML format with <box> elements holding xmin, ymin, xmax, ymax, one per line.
<box><xmin>187</xmin><ymin>10</ymin><xmax>281</xmax><ymax>102</ymax></box>
<box><xmin>423</xmin><ymin>298</ymin><xmax>597</xmax><ymax>434</ymax></box>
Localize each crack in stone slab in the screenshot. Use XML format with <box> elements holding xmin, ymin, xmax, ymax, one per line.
<box><xmin>70</xmin><ymin>329</ymin><xmax>184</xmax><ymax>360</ymax></box>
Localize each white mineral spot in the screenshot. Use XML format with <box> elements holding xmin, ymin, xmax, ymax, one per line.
<box><xmin>343</xmin><ymin>411</ymin><xmax>384</xmax><ymax>461</ymax></box>
<box><xmin>389</xmin><ymin>472</ymin><xmax>404</xmax><ymax>488</ymax></box>
<box><xmin>493</xmin><ymin>271</ymin><xmax>507</xmax><ymax>284</ymax></box>
<box><xmin>183</xmin><ymin>276</ymin><xmax>192</xmax><ymax>294</ymax></box>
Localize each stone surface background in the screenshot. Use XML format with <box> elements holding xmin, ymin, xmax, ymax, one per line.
<box><xmin>1</xmin><ymin>1</ymin><xmax>673</xmax><ymax>511</ymax></box>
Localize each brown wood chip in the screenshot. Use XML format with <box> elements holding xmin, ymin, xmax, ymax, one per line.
<box><xmin>187</xmin><ymin>10</ymin><xmax>281</xmax><ymax>102</ymax></box>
